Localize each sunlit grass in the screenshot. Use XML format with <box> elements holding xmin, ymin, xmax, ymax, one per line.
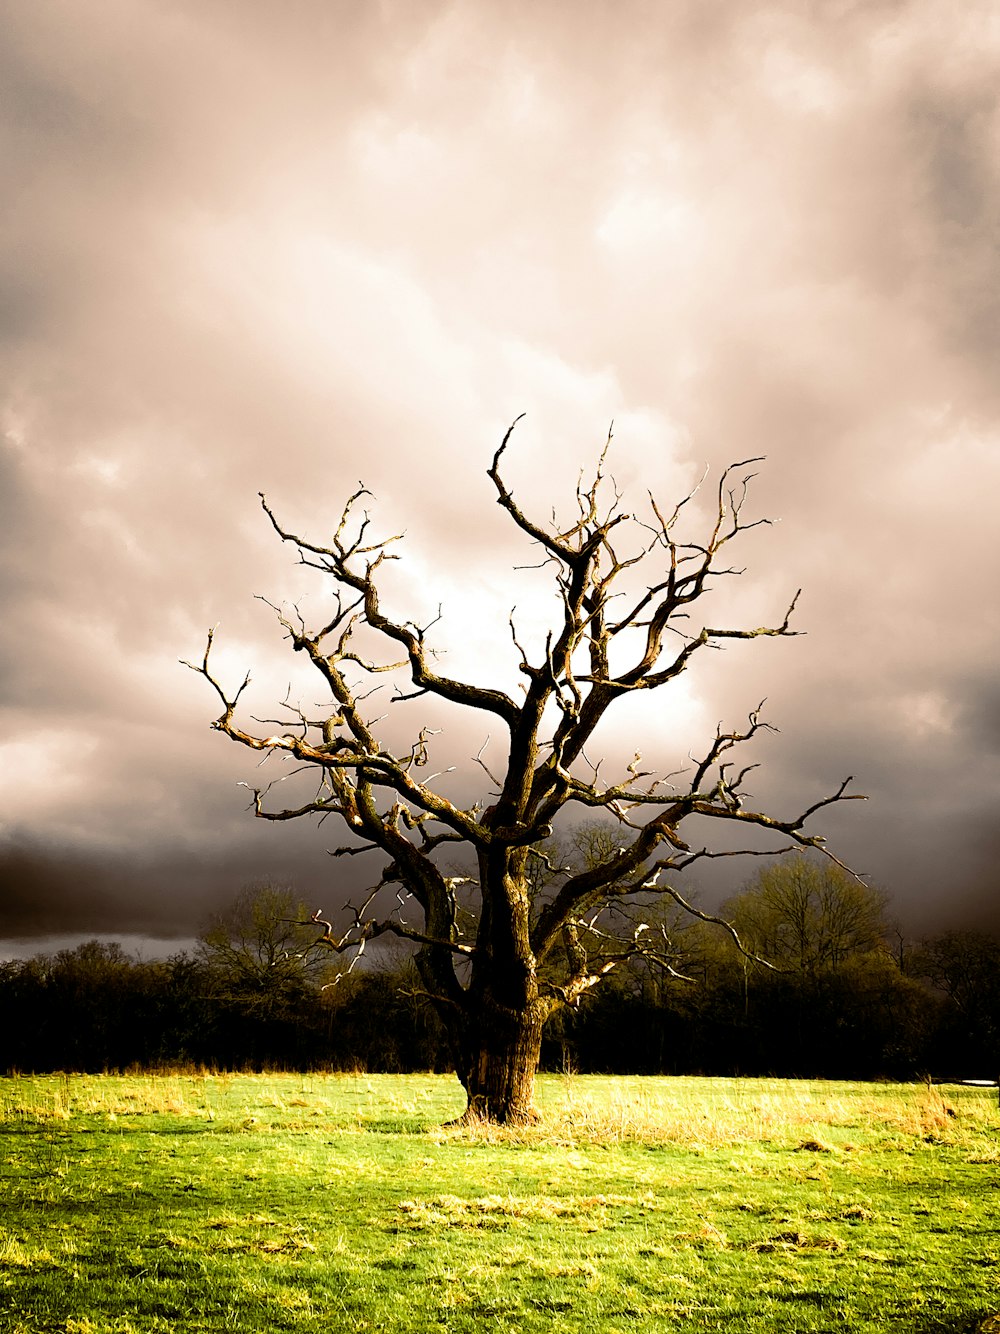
<box><xmin>1</xmin><ymin>1072</ymin><xmax>998</xmax><ymax>1332</ymax></box>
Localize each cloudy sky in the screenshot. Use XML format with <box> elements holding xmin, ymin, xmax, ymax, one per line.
<box><xmin>2</xmin><ymin>0</ymin><xmax>999</xmax><ymax>955</ymax></box>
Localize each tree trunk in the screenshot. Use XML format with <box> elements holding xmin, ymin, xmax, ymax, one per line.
<box><xmin>454</xmin><ymin>996</ymin><xmax>547</xmax><ymax>1125</ymax></box>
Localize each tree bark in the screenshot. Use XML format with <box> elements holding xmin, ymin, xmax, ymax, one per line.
<box><xmin>453</xmin><ymin>995</ymin><xmax>548</xmax><ymax>1125</ymax></box>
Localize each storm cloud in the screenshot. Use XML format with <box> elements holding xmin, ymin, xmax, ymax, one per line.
<box><xmin>2</xmin><ymin>0</ymin><xmax>999</xmax><ymax>950</ymax></box>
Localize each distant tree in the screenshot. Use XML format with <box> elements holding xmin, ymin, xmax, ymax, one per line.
<box><xmin>0</xmin><ymin>943</ymin><xmax>194</xmax><ymax>1072</ymax></box>
<box><xmin>914</xmin><ymin>930</ymin><xmax>1000</xmax><ymax>1075</ymax></box>
<box><xmin>723</xmin><ymin>856</ymin><xmax>890</xmax><ymax>976</ymax></box>
<box><xmin>0</xmin><ymin>956</ymin><xmax>51</xmax><ymax>1070</ymax></box>
<box><xmin>187</xmin><ymin>427</ymin><xmax>862</xmax><ymax>1122</ymax></box>
<box><xmin>198</xmin><ymin>884</ymin><xmax>328</xmax><ymax>996</ymax></box>
<box><xmin>713</xmin><ymin>857</ymin><xmax>932</xmax><ymax>1077</ymax></box>
<box><xmin>196</xmin><ymin>885</ymin><xmax>339</xmax><ymax>1066</ymax></box>
<box><xmin>326</xmin><ymin>965</ymin><xmax>450</xmax><ymax>1073</ymax></box>
<box><xmin>45</xmin><ymin>941</ymin><xmax>137</xmax><ymax>1068</ymax></box>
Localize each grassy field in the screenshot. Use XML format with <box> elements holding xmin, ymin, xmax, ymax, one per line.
<box><xmin>1</xmin><ymin>1073</ymin><xmax>998</xmax><ymax>1333</ymax></box>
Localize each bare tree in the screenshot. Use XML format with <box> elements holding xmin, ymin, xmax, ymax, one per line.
<box><xmin>185</xmin><ymin>422</ymin><xmax>863</xmax><ymax>1123</ymax></box>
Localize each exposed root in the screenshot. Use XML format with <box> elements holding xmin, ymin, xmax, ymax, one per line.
<box><xmin>445</xmin><ymin>1102</ymin><xmax>541</xmax><ymax>1129</ymax></box>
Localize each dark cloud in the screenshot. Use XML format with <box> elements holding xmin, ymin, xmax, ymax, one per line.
<box><xmin>0</xmin><ymin>822</ymin><xmax>356</xmax><ymax>940</ymax></box>
<box><xmin>1</xmin><ymin>0</ymin><xmax>998</xmax><ymax>950</ymax></box>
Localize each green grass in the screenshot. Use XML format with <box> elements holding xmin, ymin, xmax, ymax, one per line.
<box><xmin>1</xmin><ymin>1072</ymin><xmax>999</xmax><ymax>1332</ymax></box>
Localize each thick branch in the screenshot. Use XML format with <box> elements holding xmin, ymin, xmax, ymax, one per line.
<box><xmin>531</xmin><ymin>764</ymin><xmax>865</xmax><ymax>960</ymax></box>
<box><xmin>258</xmin><ymin>493</ymin><xmax>520</xmax><ymax>730</ymax></box>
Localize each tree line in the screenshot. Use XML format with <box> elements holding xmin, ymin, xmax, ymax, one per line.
<box><xmin>2</xmin><ymin>866</ymin><xmax>997</xmax><ymax>1080</ymax></box>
